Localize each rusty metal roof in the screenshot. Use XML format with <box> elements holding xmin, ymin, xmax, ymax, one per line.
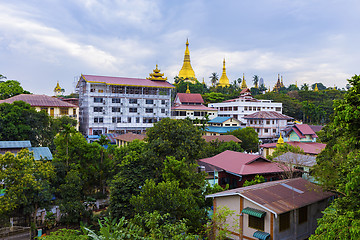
<box><xmin>206</xmin><ymin>178</ymin><xmax>334</xmax><ymax>215</ymax></box>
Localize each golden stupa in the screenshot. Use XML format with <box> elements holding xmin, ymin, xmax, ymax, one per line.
<box><xmin>147</xmin><ymin>64</ymin><xmax>167</xmax><ymax>81</ymax></box>
<box><xmin>241</xmin><ymin>73</ymin><xmax>248</xmax><ymax>89</ymax></box>
<box><xmin>54</xmin><ymin>82</ymin><xmax>63</xmax><ymax>96</ymax></box>
<box><xmin>178</xmin><ymin>39</ymin><xmax>197</xmax><ymax>83</ymax></box>
<box><xmin>218</xmin><ymin>59</ymin><xmax>230</xmax><ymax>87</ymax></box>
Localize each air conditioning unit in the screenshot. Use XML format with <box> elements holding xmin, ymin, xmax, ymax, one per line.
<box><xmin>102</xmin><ymin>111</ymin><xmax>106</xmax><ymax>114</ymax></box>
<box><xmin>120</xmin><ymin>112</ymin><xmax>123</xmax><ymax>115</ymax></box>
<box><xmin>137</xmin><ymin>112</ymin><xmax>140</xmax><ymax>115</ymax></box>
<box><xmin>137</xmin><ymin>103</ymin><xmax>140</xmax><ymax>106</ymax></box>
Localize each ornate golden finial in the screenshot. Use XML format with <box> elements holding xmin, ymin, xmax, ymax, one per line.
<box><xmin>314</xmin><ymin>83</ymin><xmax>319</xmax><ymax>92</ymax></box>
<box><xmin>295</xmin><ymin>81</ymin><xmax>298</xmax><ymax>88</ymax></box>
<box><xmin>147</xmin><ymin>64</ymin><xmax>167</xmax><ymax>81</ymax></box>
<box><xmin>277</xmin><ymin>133</ymin><xmax>284</xmax><ymax>145</ymax></box>
<box><xmin>281</xmin><ymin>76</ymin><xmax>284</xmax><ymax>87</ymax></box>
<box><xmin>202</xmin><ymin>77</ymin><xmax>205</xmax><ymax>85</ymax></box>
<box><xmin>54</xmin><ymin>81</ymin><xmax>63</xmax><ymax>96</ymax></box>
<box><xmin>186</xmin><ymin>84</ymin><xmax>190</xmax><ymax>93</ymax></box>
<box><xmin>218</xmin><ymin>58</ymin><xmax>230</xmax><ymax>87</ymax></box>
<box><xmin>241</xmin><ymin>73</ymin><xmax>247</xmax><ymax>89</ymax></box>
<box><xmin>178</xmin><ymin>39</ymin><xmax>197</xmax><ymax>83</ymax></box>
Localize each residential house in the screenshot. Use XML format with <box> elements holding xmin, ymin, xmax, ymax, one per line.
<box><xmin>0</xmin><ymin>94</ymin><xmax>79</xmax><ymax>128</ymax></box>
<box><xmin>244</xmin><ymin>111</ymin><xmax>293</xmax><ymax>141</ymax></box>
<box><xmin>208</xmin><ymin>88</ymin><xmax>283</xmax><ymax>123</ymax></box>
<box><xmin>260</xmin><ymin>141</ymin><xmax>326</xmax><ymax>158</ymax></box>
<box><xmin>205</xmin><ymin>117</ymin><xmax>242</xmax><ymax>136</ymax></box>
<box><xmin>171</xmin><ymin>92</ymin><xmax>217</xmax><ymax>121</ymax></box>
<box><xmin>197</xmin><ymin>150</ymin><xmax>286</xmax><ymax>188</ymax></box>
<box><xmin>114</xmin><ymin>133</ymin><xmax>146</xmax><ymax>147</ymax></box>
<box><xmin>76</xmin><ymin>68</ymin><xmax>174</xmax><ymax>136</ymax></box>
<box><xmin>0</xmin><ymin>141</ymin><xmax>53</xmax><ymax>160</ymax></box>
<box><xmin>206</xmin><ymin>178</ymin><xmax>334</xmax><ymax>240</ymax></box>
<box><xmin>283</xmin><ymin>124</ymin><xmax>318</xmax><ymax>142</ymax></box>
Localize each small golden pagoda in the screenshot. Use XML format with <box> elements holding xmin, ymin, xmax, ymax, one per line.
<box><xmin>277</xmin><ymin>133</ymin><xmax>284</xmax><ymax>146</ymax></box>
<box><xmin>54</xmin><ymin>82</ymin><xmax>63</xmax><ymax>96</ymax></box>
<box><xmin>314</xmin><ymin>83</ymin><xmax>319</xmax><ymax>92</ymax></box>
<box><xmin>280</xmin><ymin>76</ymin><xmax>285</xmax><ymax>87</ymax></box>
<box><xmin>273</xmin><ymin>74</ymin><xmax>282</xmax><ymax>92</ymax></box>
<box><xmin>178</xmin><ymin>39</ymin><xmax>197</xmax><ymax>83</ymax></box>
<box><xmin>147</xmin><ymin>64</ymin><xmax>167</xmax><ymax>81</ymax></box>
<box><xmin>218</xmin><ymin>59</ymin><xmax>230</xmax><ymax>87</ymax></box>
<box><xmin>241</xmin><ymin>73</ymin><xmax>248</xmax><ymax>89</ymax></box>
<box><xmin>186</xmin><ymin>84</ymin><xmax>191</xmax><ymax>93</ymax></box>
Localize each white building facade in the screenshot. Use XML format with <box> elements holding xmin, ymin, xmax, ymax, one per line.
<box><xmin>77</xmin><ymin>74</ymin><xmax>174</xmax><ymax>136</ymax></box>
<box><xmin>208</xmin><ymin>89</ymin><xmax>283</xmax><ymax>123</ymax></box>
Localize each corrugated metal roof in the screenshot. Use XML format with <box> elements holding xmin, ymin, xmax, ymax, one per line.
<box><xmin>208</xmin><ymin>117</ymin><xmax>231</xmax><ymax>123</ymax></box>
<box><xmin>244</xmin><ymin>111</ymin><xmax>293</xmax><ymax>120</ymax></box>
<box><xmin>28</xmin><ymin>147</ymin><xmax>53</xmax><ymax>160</ymax></box>
<box><xmin>0</xmin><ymin>94</ymin><xmax>77</xmax><ymax>107</ymax></box>
<box><xmin>202</xmin><ymin>135</ymin><xmax>242</xmax><ymax>143</ymax></box>
<box><xmin>260</xmin><ymin>142</ymin><xmax>326</xmax><ymax>155</ymax></box>
<box><xmin>206</xmin><ymin>178</ymin><xmax>334</xmax><ymax>215</ymax></box>
<box><xmin>81</xmin><ymin>75</ymin><xmax>175</xmax><ymax>88</ymax></box>
<box><xmin>0</xmin><ymin>141</ymin><xmax>32</xmax><ymax>149</ymax></box>
<box><xmin>205</xmin><ymin>126</ymin><xmax>242</xmax><ymax>134</ymax></box>
<box><xmin>273</xmin><ymin>152</ymin><xmax>317</xmax><ymax>167</ymax></box>
<box><xmin>114</xmin><ymin>133</ymin><xmax>146</xmax><ymax>142</ymax></box>
<box><xmin>176</xmin><ymin>93</ymin><xmax>204</xmax><ymax>103</ymax></box>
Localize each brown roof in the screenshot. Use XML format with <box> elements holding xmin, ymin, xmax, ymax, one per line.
<box><xmin>0</xmin><ymin>94</ymin><xmax>77</xmax><ymax>107</ymax></box>
<box><xmin>244</xmin><ymin>111</ymin><xmax>293</xmax><ymax>120</ymax></box>
<box><xmin>206</xmin><ymin>178</ymin><xmax>334</xmax><ymax>215</ymax></box>
<box><xmin>176</xmin><ymin>93</ymin><xmax>204</xmax><ymax>104</ymax></box>
<box><xmin>260</xmin><ymin>141</ymin><xmax>326</xmax><ymax>155</ymax></box>
<box><xmin>202</xmin><ymin>135</ymin><xmax>242</xmax><ymax>143</ymax></box>
<box><xmin>114</xmin><ymin>133</ymin><xmax>146</xmax><ymax>142</ymax></box>
<box><xmin>308</xmin><ymin>125</ymin><xmax>324</xmax><ymax>133</ymax></box>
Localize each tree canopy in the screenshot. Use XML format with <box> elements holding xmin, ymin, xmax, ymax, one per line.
<box><xmin>0</xmin><ymin>79</ymin><xmax>30</xmax><ymax>100</ymax></box>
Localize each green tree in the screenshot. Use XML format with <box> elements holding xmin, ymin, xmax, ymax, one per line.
<box><xmin>310</xmin><ymin>75</ymin><xmax>360</xmax><ymax>239</ymax></box>
<box><xmin>202</xmin><ymin>140</ymin><xmax>243</xmax><ymax>158</ymax></box>
<box><xmin>228</xmin><ymin>127</ymin><xmax>259</xmax><ymax>152</ymax></box>
<box><xmin>243</xmin><ymin>175</ymin><xmax>265</xmax><ymax>187</ymax></box>
<box><xmin>41</xmin><ymin>228</ymin><xmax>88</xmax><ymax>240</ymax></box>
<box><xmin>209</xmin><ymin>72</ymin><xmax>219</xmax><ymax>87</ymax></box>
<box><xmin>253</xmin><ymin>75</ymin><xmax>259</xmax><ymax>88</ymax></box>
<box><xmin>0</xmin><ymin>79</ymin><xmax>29</xmax><ymax>100</ymax></box>
<box><xmin>202</xmin><ymin>92</ymin><xmax>225</xmax><ymax>104</ymax></box>
<box><xmin>0</xmin><ymin>149</ymin><xmax>55</xmax><ymax>227</ymax></box>
<box><xmin>311</xmin><ymin>82</ymin><xmax>327</xmax><ymax>90</ymax></box>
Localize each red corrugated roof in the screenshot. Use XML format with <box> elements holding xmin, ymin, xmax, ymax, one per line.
<box><xmin>0</xmin><ymin>94</ymin><xmax>77</xmax><ymax>107</ymax></box>
<box><xmin>294</xmin><ymin>124</ymin><xmax>318</xmax><ymax>138</ymax></box>
<box><xmin>171</xmin><ymin>104</ymin><xmax>217</xmax><ymax>111</ymax></box>
<box><xmin>260</xmin><ymin>141</ymin><xmax>326</xmax><ymax>155</ymax></box>
<box><xmin>202</xmin><ymin>135</ymin><xmax>242</xmax><ymax>143</ymax></box>
<box><xmin>244</xmin><ymin>111</ymin><xmax>293</xmax><ymax>120</ymax></box>
<box><xmin>198</xmin><ymin>150</ymin><xmax>285</xmax><ymax>175</ymax></box>
<box><xmin>81</xmin><ymin>74</ymin><xmax>175</xmax><ymax>88</ymax></box>
<box><xmin>176</xmin><ymin>93</ymin><xmax>204</xmax><ymax>103</ymax></box>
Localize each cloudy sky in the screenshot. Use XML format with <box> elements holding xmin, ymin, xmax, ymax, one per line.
<box><xmin>1</xmin><ymin>0</ymin><xmax>359</xmax><ymax>95</ymax></box>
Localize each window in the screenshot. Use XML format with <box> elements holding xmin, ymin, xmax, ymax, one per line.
<box><xmin>112</xmin><ymin>117</ymin><xmax>121</xmax><ymax>123</ymax></box>
<box><xmin>60</xmin><ymin>108</ymin><xmax>68</xmax><ymax>115</ymax></box>
<box><xmin>257</xmin><ymin>107</ymin><xmax>261</xmax><ymax>111</ymax></box>
<box><xmin>98</xmin><ymin>89</ymin><xmax>104</xmax><ymax>93</ymax></box>
<box><xmin>146</xmin><ymin>108</ymin><xmax>153</xmax><ymax>113</ymax></box>
<box><xmin>112</xmin><ymin>107</ymin><xmax>121</xmax><ymax>112</ymax></box>
<box><xmin>248</xmin><ymin>215</ymin><xmax>264</xmax><ymax>231</ymax></box>
<box><xmin>112</xmin><ymin>98</ymin><xmax>121</xmax><ymax>103</ymax></box>
<box><xmin>194</xmin><ymin>112</ymin><xmax>200</xmax><ymax>116</ymax></box>
<box><xmin>266</xmin><ymin>120</ymin><xmax>270</xmax><ymax>125</ymax></box>
<box><xmin>94</xmin><ymin>117</ymin><xmax>103</xmax><ymax>123</ymax></box>
<box><xmin>40</xmin><ymin>107</ymin><xmax>48</xmax><ymax>112</ymax></box>
<box><xmin>146</xmin><ymin>99</ymin><xmax>154</xmax><ymax>104</ymax></box>
<box><xmin>112</xmin><ymin>86</ymin><xmax>125</xmax><ymax>94</ymax></box>
<box><xmin>276</xmin><ymin>107</ymin><xmax>281</xmax><ymax>111</ymax></box>
<box><xmin>136</xmin><ymin>117</ymin><xmax>140</xmax><ymax>123</ymax></box>
<box><xmin>264</xmin><ymin>129</ymin><xmax>269</xmax><ymax>133</ymax></box>
<box><xmin>273</xmin><ymin>129</ymin><xmax>276</xmax><ymax>133</ymax></box>
<box><xmin>129</xmin><ymin>108</ymin><xmax>137</xmax><ymax>113</ymax></box>
<box><xmin>244</xmin><ymin>106</ymin><xmax>248</xmax><ymax>111</ymax></box>
<box><xmin>220</xmin><ymin>107</ymin><xmax>224</xmax><ymax>111</ymax></box>
<box><xmin>94</xmin><ymin>107</ymin><xmax>103</xmax><ymax>112</ymax></box>
<box><xmin>161</xmin><ymin>109</ymin><xmax>165</xmax><ymax>113</ymax></box>
<box><xmin>94</xmin><ymin>97</ymin><xmax>103</xmax><ymax>103</ymax></box>
<box><xmin>73</xmin><ymin>109</ymin><xmax>76</xmax><ymax>115</ymax></box>
<box><xmin>279</xmin><ymin>212</ymin><xmax>290</xmax><ymax>232</ymax></box>
<box><xmin>128</xmin><ymin>117</ymin><xmax>132</xmax><ymax>123</ymax></box>
<box><xmin>129</xmin><ymin>99</ymin><xmax>137</xmax><ymax>104</ymax></box>
<box><xmin>249</xmin><ymin>107</ymin><xmax>252</xmax><ymax>111</ymax></box>
<box><xmin>93</xmin><ymin>130</ymin><xmax>102</xmax><ymax>135</ymax></box>
<box><xmin>298</xmin><ymin>206</ymin><xmax>308</xmax><ymax>224</ymax></box>
<box><xmin>161</xmin><ymin>100</ymin><xmax>166</xmax><ymax>105</ymax></box>
<box><xmin>180</xmin><ymin>111</ymin><xmax>186</xmax><ymax>116</ymax></box>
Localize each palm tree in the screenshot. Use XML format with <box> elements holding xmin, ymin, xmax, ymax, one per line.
<box><xmin>209</xmin><ymin>72</ymin><xmax>219</xmax><ymax>87</ymax></box>
<box><xmin>96</xmin><ymin>135</ymin><xmax>110</xmax><ymax>194</ymax></box>
<box><xmin>253</xmin><ymin>75</ymin><xmax>259</xmax><ymax>88</ymax></box>
<box><xmin>301</xmin><ymin>83</ymin><xmax>309</xmax><ymax>91</ymax></box>
<box><xmin>60</xmin><ymin>124</ymin><xmax>77</xmax><ymax>167</ymax></box>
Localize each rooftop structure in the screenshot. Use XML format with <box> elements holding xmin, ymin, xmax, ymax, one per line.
<box><xmin>114</xmin><ymin>133</ymin><xmax>146</xmax><ymax>147</ymax></box>
<box><xmin>146</xmin><ymin>64</ymin><xmax>167</xmax><ymax>81</ymax></box>
<box><xmin>178</xmin><ymin>39</ymin><xmax>197</xmax><ymax>83</ymax></box>
<box><xmin>284</xmin><ymin>124</ymin><xmax>318</xmax><ymax>143</ymax></box>
<box><xmin>241</xmin><ymin>74</ymin><xmax>248</xmax><ymax>89</ymax></box>
<box><xmin>77</xmin><ymin>74</ymin><xmax>174</xmax><ymax>136</ymax></box>
<box><xmin>202</xmin><ymin>135</ymin><xmax>242</xmax><ymax>143</ymax></box>
<box><xmin>260</xmin><ymin>141</ymin><xmax>326</xmax><ymax>158</ymax></box>
<box><xmin>0</xmin><ymin>141</ymin><xmax>53</xmax><ymax>160</ymax></box>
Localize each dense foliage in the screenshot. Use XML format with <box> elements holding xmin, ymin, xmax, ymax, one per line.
<box><xmin>0</xmin><ymin>78</ymin><xmax>30</xmax><ymax>99</ymax></box>
<box><xmin>227</xmin><ymin>127</ymin><xmax>259</xmax><ymax>152</ymax></box>
<box><xmin>310</xmin><ymin>75</ymin><xmax>360</xmax><ymax>239</ymax></box>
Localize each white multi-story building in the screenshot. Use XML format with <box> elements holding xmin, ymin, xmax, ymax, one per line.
<box><xmin>77</xmin><ymin>72</ymin><xmax>175</xmax><ymax>136</ymax></box>
<box><xmin>208</xmin><ymin>88</ymin><xmax>283</xmax><ymax>123</ymax></box>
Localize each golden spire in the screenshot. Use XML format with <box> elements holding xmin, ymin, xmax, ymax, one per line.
<box><xmin>281</xmin><ymin>76</ymin><xmax>284</xmax><ymax>87</ymax></box>
<box><xmin>241</xmin><ymin>73</ymin><xmax>247</xmax><ymax>89</ymax></box>
<box><xmin>218</xmin><ymin>58</ymin><xmax>230</xmax><ymax>87</ymax></box>
<box><xmin>295</xmin><ymin>80</ymin><xmax>298</xmax><ymax>88</ymax></box>
<box><xmin>186</xmin><ymin>84</ymin><xmax>191</xmax><ymax>93</ymax></box>
<box><xmin>277</xmin><ymin>133</ymin><xmax>284</xmax><ymax>145</ymax></box>
<box><xmin>54</xmin><ymin>81</ymin><xmax>62</xmax><ymax>96</ymax></box>
<box><xmin>178</xmin><ymin>39</ymin><xmax>197</xmax><ymax>83</ymax></box>
<box><xmin>314</xmin><ymin>83</ymin><xmax>319</xmax><ymax>92</ymax></box>
<box><xmin>202</xmin><ymin>77</ymin><xmax>205</xmax><ymax>85</ymax></box>
<box><xmin>147</xmin><ymin>64</ymin><xmax>167</xmax><ymax>81</ymax></box>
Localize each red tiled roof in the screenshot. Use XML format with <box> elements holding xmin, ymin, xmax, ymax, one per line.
<box><xmin>240</xmin><ymin>88</ymin><xmax>251</xmax><ymax>94</ymax></box>
<box><xmin>176</xmin><ymin>93</ymin><xmax>204</xmax><ymax>104</ymax></box>
<box><xmin>260</xmin><ymin>141</ymin><xmax>326</xmax><ymax>155</ymax></box>
<box><xmin>294</xmin><ymin>124</ymin><xmax>318</xmax><ymax>138</ymax></box>
<box><xmin>206</xmin><ymin>178</ymin><xmax>335</xmax><ymax>215</ymax></box>
<box><xmin>0</xmin><ymin>94</ymin><xmax>77</xmax><ymax>107</ymax></box>
<box><xmin>202</xmin><ymin>135</ymin><xmax>242</xmax><ymax>143</ymax></box>
<box><xmin>198</xmin><ymin>150</ymin><xmax>285</xmax><ymax>175</ymax></box>
<box><xmin>308</xmin><ymin>125</ymin><xmax>324</xmax><ymax>132</ymax></box>
<box><xmin>171</xmin><ymin>104</ymin><xmax>217</xmax><ymax>111</ymax></box>
<box><xmin>81</xmin><ymin>74</ymin><xmax>175</xmax><ymax>88</ymax></box>
<box><xmin>244</xmin><ymin>111</ymin><xmax>293</xmax><ymax>120</ymax></box>
<box><xmin>114</xmin><ymin>133</ymin><xmax>146</xmax><ymax>142</ymax></box>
